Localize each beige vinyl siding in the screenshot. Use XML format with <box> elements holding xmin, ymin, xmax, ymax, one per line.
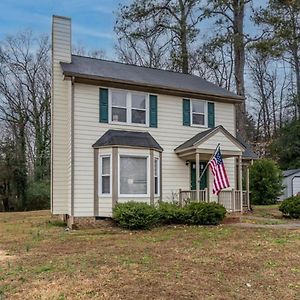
<box><xmin>51</xmin><ymin>16</ymin><xmax>72</xmax><ymax>214</ymax></box>
<box><xmin>73</xmin><ymin>83</ymin><xmax>237</xmax><ymax>216</ymax></box>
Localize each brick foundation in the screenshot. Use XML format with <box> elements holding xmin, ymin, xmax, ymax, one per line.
<box><xmin>65</xmin><ymin>215</ymin><xmax>115</xmax><ymax>229</ymax></box>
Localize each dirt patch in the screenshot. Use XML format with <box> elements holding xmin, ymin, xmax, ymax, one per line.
<box><xmin>0</xmin><ymin>249</ymin><xmax>16</xmax><ymax>262</ymax></box>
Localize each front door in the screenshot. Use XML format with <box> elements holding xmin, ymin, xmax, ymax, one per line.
<box><xmin>191</xmin><ymin>161</ymin><xmax>207</xmax><ymax>190</ymax></box>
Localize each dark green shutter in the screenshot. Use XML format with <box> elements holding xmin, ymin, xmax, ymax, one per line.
<box><xmin>149</xmin><ymin>95</ymin><xmax>157</xmax><ymax>128</ymax></box>
<box><xmin>208</xmin><ymin>102</ymin><xmax>215</xmax><ymax>128</ymax></box>
<box><xmin>99</xmin><ymin>88</ymin><xmax>108</xmax><ymax>123</ymax></box>
<box><xmin>183</xmin><ymin>99</ymin><xmax>190</xmax><ymax>126</ymax></box>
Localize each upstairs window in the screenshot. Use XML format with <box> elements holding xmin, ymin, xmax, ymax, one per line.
<box><xmin>132</xmin><ymin>93</ymin><xmax>147</xmax><ymax>124</ymax></box>
<box><xmin>191</xmin><ymin>100</ymin><xmax>207</xmax><ymax>126</ymax></box>
<box><xmin>111</xmin><ymin>91</ymin><xmax>127</xmax><ymax>123</ymax></box>
<box><xmin>110</xmin><ymin>89</ymin><xmax>148</xmax><ymax>126</ymax></box>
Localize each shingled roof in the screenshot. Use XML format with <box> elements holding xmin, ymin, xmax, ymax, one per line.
<box><xmin>92</xmin><ymin>130</ymin><xmax>163</xmax><ymax>151</ymax></box>
<box><xmin>61</xmin><ymin>55</ymin><xmax>243</xmax><ymax>102</ymax></box>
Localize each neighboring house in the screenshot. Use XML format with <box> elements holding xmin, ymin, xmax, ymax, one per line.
<box><xmin>279</xmin><ymin>169</ymin><xmax>300</xmax><ymax>201</ymax></box>
<box><xmin>51</xmin><ymin>16</ymin><xmax>257</xmax><ymax>227</ymax></box>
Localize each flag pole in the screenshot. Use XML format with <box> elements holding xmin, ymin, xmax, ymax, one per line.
<box><xmin>198</xmin><ymin>143</ymin><xmax>221</xmax><ymax>184</ymax></box>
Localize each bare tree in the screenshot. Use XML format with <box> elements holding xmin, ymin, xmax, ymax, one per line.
<box><xmin>115</xmin><ymin>0</ymin><xmax>204</xmax><ymax>73</ymax></box>
<box><xmin>0</xmin><ymin>31</ymin><xmax>51</xmax><ymax>209</ymax></box>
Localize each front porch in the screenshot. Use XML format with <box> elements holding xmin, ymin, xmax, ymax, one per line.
<box><xmin>175</xmin><ymin>126</ymin><xmax>254</xmax><ymax>213</ymax></box>
<box><xmin>178</xmin><ymin>188</ymin><xmax>250</xmax><ymax>212</ymax></box>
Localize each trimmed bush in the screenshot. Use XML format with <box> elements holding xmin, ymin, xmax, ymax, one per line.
<box><xmin>184</xmin><ymin>202</ymin><xmax>226</xmax><ymax>225</ymax></box>
<box><xmin>250</xmin><ymin>159</ymin><xmax>283</xmax><ymax>205</ymax></box>
<box><xmin>113</xmin><ymin>201</ymin><xmax>159</xmax><ymax>230</ymax></box>
<box><xmin>157</xmin><ymin>202</ymin><xmax>186</xmax><ymax>224</ymax></box>
<box><xmin>279</xmin><ymin>196</ymin><xmax>300</xmax><ymax>219</ymax></box>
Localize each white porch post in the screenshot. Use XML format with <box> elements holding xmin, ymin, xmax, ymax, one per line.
<box><xmin>238</xmin><ymin>155</ymin><xmax>243</xmax><ymax>213</ymax></box>
<box><xmin>196</xmin><ymin>152</ymin><xmax>200</xmax><ymax>201</ymax></box>
<box><xmin>246</xmin><ymin>165</ymin><xmax>250</xmax><ymax>210</ymax></box>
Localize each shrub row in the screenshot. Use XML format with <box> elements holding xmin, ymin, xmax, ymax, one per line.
<box><xmin>113</xmin><ymin>201</ymin><xmax>227</xmax><ymax>230</ymax></box>
<box><xmin>279</xmin><ymin>195</ymin><xmax>300</xmax><ymax>219</ymax></box>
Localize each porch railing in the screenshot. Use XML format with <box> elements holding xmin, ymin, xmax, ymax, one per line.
<box><xmin>178</xmin><ymin>188</ymin><xmax>208</xmax><ymax>206</ymax></box>
<box><xmin>178</xmin><ymin>188</ymin><xmax>249</xmax><ymax>212</ymax></box>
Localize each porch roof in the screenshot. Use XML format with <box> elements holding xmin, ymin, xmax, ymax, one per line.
<box><xmin>92</xmin><ymin>129</ymin><xmax>163</xmax><ymax>151</ymax></box>
<box><xmin>174</xmin><ymin>125</ymin><xmax>246</xmax><ymax>158</ymax></box>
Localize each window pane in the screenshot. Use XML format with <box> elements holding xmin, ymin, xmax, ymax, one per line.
<box><xmin>192</xmin><ymin>101</ymin><xmax>205</xmax><ymax>113</ymax></box>
<box><xmin>154</xmin><ymin>159</ymin><xmax>158</xmax><ymax>176</ymax></box>
<box><xmin>155</xmin><ymin>177</ymin><xmax>158</xmax><ymax>195</ymax></box>
<box><xmin>132</xmin><ymin>109</ymin><xmax>146</xmax><ymax>124</ymax></box>
<box><xmin>112</xmin><ymin>91</ymin><xmax>127</xmax><ymax>107</ymax></box>
<box><xmin>102</xmin><ymin>176</ymin><xmax>110</xmax><ymax>194</ymax></box>
<box><xmin>112</xmin><ymin>107</ymin><xmax>126</xmax><ymax>122</ymax></box>
<box><xmin>120</xmin><ymin>157</ymin><xmax>147</xmax><ymax>194</ymax></box>
<box><xmin>102</xmin><ymin>157</ymin><xmax>110</xmax><ymax>175</ymax></box>
<box><xmin>192</xmin><ymin>113</ymin><xmax>205</xmax><ymax>125</ymax></box>
<box><xmin>132</xmin><ymin>94</ymin><xmax>146</xmax><ymax>109</ymax></box>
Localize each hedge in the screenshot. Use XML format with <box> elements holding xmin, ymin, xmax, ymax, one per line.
<box><xmin>113</xmin><ymin>201</ymin><xmax>226</xmax><ymax>230</ymax></box>
<box><xmin>279</xmin><ymin>196</ymin><xmax>300</xmax><ymax>219</ymax></box>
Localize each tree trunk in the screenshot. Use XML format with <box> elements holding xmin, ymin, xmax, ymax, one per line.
<box><xmin>233</xmin><ymin>0</ymin><xmax>247</xmax><ymax>138</ymax></box>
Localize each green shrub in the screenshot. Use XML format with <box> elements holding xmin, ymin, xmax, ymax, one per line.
<box><xmin>250</xmin><ymin>159</ymin><xmax>283</xmax><ymax>205</ymax></box>
<box><xmin>157</xmin><ymin>202</ymin><xmax>186</xmax><ymax>224</ymax></box>
<box><xmin>184</xmin><ymin>202</ymin><xmax>226</xmax><ymax>225</ymax></box>
<box><xmin>26</xmin><ymin>180</ymin><xmax>50</xmax><ymax>210</ymax></box>
<box><xmin>113</xmin><ymin>202</ymin><xmax>159</xmax><ymax>230</ymax></box>
<box><xmin>279</xmin><ymin>196</ymin><xmax>300</xmax><ymax>218</ymax></box>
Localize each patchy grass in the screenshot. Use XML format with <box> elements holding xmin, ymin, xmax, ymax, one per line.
<box><xmin>242</xmin><ymin>217</ymin><xmax>288</xmax><ymax>225</ymax></box>
<box><xmin>0</xmin><ymin>211</ymin><xmax>300</xmax><ymax>299</ymax></box>
<box><xmin>250</xmin><ymin>205</ymin><xmax>283</xmax><ymax>218</ymax></box>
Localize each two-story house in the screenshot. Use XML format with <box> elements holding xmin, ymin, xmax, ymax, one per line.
<box><xmin>51</xmin><ymin>16</ymin><xmax>256</xmax><ymax>227</ymax></box>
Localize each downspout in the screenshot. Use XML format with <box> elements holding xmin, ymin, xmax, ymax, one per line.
<box><xmin>71</xmin><ymin>76</ymin><xmax>75</xmax><ymax>216</ymax></box>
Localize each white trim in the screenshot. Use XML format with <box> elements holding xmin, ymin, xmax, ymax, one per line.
<box><xmin>190</xmin><ymin>99</ymin><xmax>208</xmax><ymax>128</ymax></box>
<box><xmin>99</xmin><ymin>155</ymin><xmax>112</xmax><ymax>197</ymax></box>
<box><xmin>154</xmin><ymin>157</ymin><xmax>160</xmax><ymax>196</ymax></box>
<box><xmin>118</xmin><ymin>154</ymin><xmax>150</xmax><ymax>198</ymax></box>
<box><xmin>108</xmin><ymin>88</ymin><xmax>149</xmax><ymax>127</ymax></box>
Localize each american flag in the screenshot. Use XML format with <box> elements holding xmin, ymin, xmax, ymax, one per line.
<box><xmin>208</xmin><ymin>147</ymin><xmax>230</xmax><ymax>195</ymax></box>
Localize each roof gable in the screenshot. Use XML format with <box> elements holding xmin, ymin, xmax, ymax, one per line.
<box><xmin>175</xmin><ymin>126</ymin><xmax>245</xmax><ymax>153</ymax></box>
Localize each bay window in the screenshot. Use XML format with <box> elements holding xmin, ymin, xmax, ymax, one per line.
<box><xmin>154</xmin><ymin>157</ymin><xmax>160</xmax><ymax>196</ymax></box>
<box><xmin>119</xmin><ymin>156</ymin><xmax>148</xmax><ymax>195</ymax></box>
<box><xmin>100</xmin><ymin>155</ymin><xmax>111</xmax><ymax>195</ymax></box>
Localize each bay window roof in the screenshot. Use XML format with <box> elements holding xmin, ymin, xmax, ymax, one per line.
<box><xmin>92</xmin><ymin>130</ymin><xmax>163</xmax><ymax>151</ymax></box>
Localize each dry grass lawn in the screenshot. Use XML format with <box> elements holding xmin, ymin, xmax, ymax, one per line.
<box><xmin>0</xmin><ymin>207</ymin><xmax>300</xmax><ymax>299</ymax></box>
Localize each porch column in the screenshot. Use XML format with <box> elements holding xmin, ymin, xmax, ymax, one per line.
<box><xmin>246</xmin><ymin>165</ymin><xmax>250</xmax><ymax>211</ymax></box>
<box><xmin>238</xmin><ymin>155</ymin><xmax>243</xmax><ymax>213</ymax></box>
<box><xmin>196</xmin><ymin>152</ymin><xmax>200</xmax><ymax>201</ymax></box>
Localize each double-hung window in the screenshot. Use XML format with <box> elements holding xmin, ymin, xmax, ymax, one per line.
<box><xmin>131</xmin><ymin>93</ymin><xmax>147</xmax><ymax>124</ymax></box>
<box><xmin>154</xmin><ymin>157</ymin><xmax>160</xmax><ymax>196</ymax></box>
<box><xmin>100</xmin><ymin>156</ymin><xmax>111</xmax><ymax>195</ymax></box>
<box><xmin>191</xmin><ymin>100</ymin><xmax>207</xmax><ymax>126</ymax></box>
<box><xmin>110</xmin><ymin>90</ymin><xmax>148</xmax><ymax>125</ymax></box>
<box><xmin>111</xmin><ymin>90</ymin><xmax>127</xmax><ymax>123</ymax></box>
<box><xmin>119</xmin><ymin>155</ymin><xmax>148</xmax><ymax>196</ymax></box>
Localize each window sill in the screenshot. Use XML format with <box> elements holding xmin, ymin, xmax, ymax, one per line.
<box><xmin>109</xmin><ymin>121</ymin><xmax>149</xmax><ymax>128</ymax></box>
<box><xmin>190</xmin><ymin>124</ymin><xmax>208</xmax><ymax>128</ymax></box>
<box><xmin>118</xmin><ymin>194</ymin><xmax>150</xmax><ymax>198</ymax></box>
